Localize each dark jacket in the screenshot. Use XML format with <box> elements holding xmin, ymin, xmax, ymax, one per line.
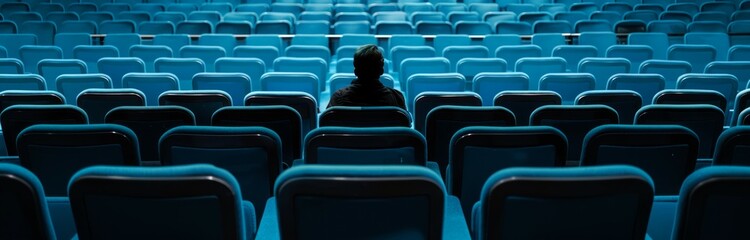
<box><xmin>327</xmin><ymin>78</ymin><xmax>406</xmax><ymax>110</ymax></box>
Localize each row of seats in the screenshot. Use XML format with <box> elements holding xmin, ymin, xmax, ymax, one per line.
<box><xmin>4</xmin><ymin>121</ymin><xmax>750</xmax><ymax>239</ymax></box>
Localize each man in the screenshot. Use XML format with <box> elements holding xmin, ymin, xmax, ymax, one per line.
<box><xmin>327</xmin><ymin>44</ymin><xmax>406</xmax><ymax>110</ymax></box>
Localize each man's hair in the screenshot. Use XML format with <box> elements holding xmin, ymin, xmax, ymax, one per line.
<box><xmin>353</xmin><ymin>44</ymin><xmax>385</xmax><ymax>81</ymax></box>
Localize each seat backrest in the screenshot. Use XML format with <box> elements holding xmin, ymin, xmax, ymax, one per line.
<box><xmin>272</xmin><ymin>57</ymin><xmax>327</xmax><ymax>93</ymax></box>
<box><xmin>414</xmin><ymin>91</ymin><xmax>482</xmax><ymax>134</ymax></box>
<box><xmin>212</xmin><ymin>106</ymin><xmax>302</xmax><ymax>168</ymax></box>
<box><xmin>191</xmin><ymin>72</ymin><xmax>251</xmax><ymax>106</ymax></box>
<box><xmin>450</xmin><ymin>126</ymin><xmax>567</xmax><ymax>218</ymax></box>
<box><xmin>304</xmin><ymin>126</ymin><xmax>426</xmax><ymax>165</ymax></box>
<box><xmin>69</xmin><ymin>164</ymin><xmax>250</xmax><ymax>240</ymax></box>
<box><xmin>105</xmin><ymin>106</ymin><xmax>195</xmax><ymax>163</ymax></box>
<box><xmin>97</xmin><ymin>57</ymin><xmax>146</xmax><ymax>89</ymax></box>
<box><xmin>158</xmin><ymin>90</ymin><xmax>231</xmax><ymax>126</ymax></box>
<box><xmin>575</xmin><ymin>90</ymin><xmax>643</xmax><ymax>124</ymax></box>
<box><xmin>539</xmin><ymin>73</ymin><xmax>596</xmax><ymax>104</ymax></box>
<box><xmin>159</xmin><ymin>125</ymin><xmax>281</xmax><ymax>223</ymax></box>
<box><xmin>406</xmin><ymin>72</ymin><xmax>464</xmax><ymax>111</ymax></box>
<box><xmin>259</xmin><ymin>72</ymin><xmax>320</xmax><ymax>102</ymax></box>
<box><xmin>635</xmin><ymin>104</ymin><xmax>725</xmax><ymax>159</ymax></box>
<box><xmin>245</xmin><ymin>91</ymin><xmax>317</xmax><ymax>137</ymax></box>
<box><xmin>319</xmin><ymin>106</ymin><xmax>411</xmax><ymax>128</ymax></box>
<box><xmin>154</xmin><ymin>57</ymin><xmax>206</xmax><ymax>90</ymax></box>
<box><xmin>475</xmin><ymin>165</ymin><xmax>654</xmax><ymax>240</ymax></box>
<box><xmin>56</xmin><ymin>73</ymin><xmax>113</xmax><ymax>104</ymax></box>
<box><xmin>0</xmin><ymin>74</ymin><xmax>46</xmax><ymax>91</ymax></box>
<box><xmin>494</xmin><ymin>90</ymin><xmax>561</xmax><ymax>126</ymax></box>
<box><xmin>714</xmin><ymin>126</ymin><xmax>750</xmax><ymax>166</ymax></box>
<box><xmin>0</xmin><ymin>104</ymin><xmax>87</xmax><ymax>156</ymax></box>
<box><xmin>18</xmin><ymin>46</ymin><xmax>62</xmax><ymax>75</ymax></box>
<box><xmin>77</xmin><ymin>88</ymin><xmax>146</xmax><ymax>124</ymax></box>
<box><xmin>530</xmin><ymin>105</ymin><xmax>619</xmax><ymax>163</ymax></box>
<box><xmin>653</xmin><ymin>89</ymin><xmax>728</xmax><ymax>115</ymax></box>
<box><xmin>17</xmin><ymin>124</ymin><xmax>140</xmax><ymax>196</ymax></box>
<box><xmin>426</xmin><ymin>106</ymin><xmax>516</xmax><ymax>176</ymax></box>
<box><xmin>671</xmin><ymin>166</ymin><xmax>750</xmax><ymax>240</ymax></box>
<box><xmin>667</xmin><ymin>44</ymin><xmax>717</xmax><ymax>73</ymax></box>
<box><xmin>121</xmin><ymin>72</ymin><xmax>179</xmax><ymax>106</ymax></box>
<box><xmin>581</xmin><ymin>124</ymin><xmax>699</xmax><ymax>195</ymax></box>
<box><xmin>274</xmin><ymin>165</ymin><xmax>446</xmax><ymax>240</ymax></box>
<box><xmin>578</xmin><ymin>57</ymin><xmax>631</xmax><ymax>90</ymax></box>
<box><xmin>215</xmin><ymin>57</ymin><xmax>265</xmax><ymax>92</ymax></box>
<box><xmin>606</xmin><ymin>45</ymin><xmax>654</xmax><ymax>73</ymax></box>
<box><xmin>608</xmin><ymin>73</ymin><xmax>666</xmax><ymax>105</ymax></box>
<box><xmin>0</xmin><ymin>163</ymin><xmax>55</xmax><ymax>239</ymax></box>
<box><xmin>551</xmin><ymin>45</ymin><xmax>599</xmax><ymax>72</ymax></box>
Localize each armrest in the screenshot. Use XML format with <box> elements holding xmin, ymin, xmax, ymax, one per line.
<box><xmin>242</xmin><ymin>200</ymin><xmax>257</xmax><ymax>240</ymax></box>
<box><xmin>292</xmin><ymin>159</ymin><xmax>304</xmax><ymax>167</ymax></box>
<box><xmin>647</xmin><ymin>195</ymin><xmax>679</xmax><ymax>240</ymax></box>
<box><xmin>255</xmin><ymin>198</ymin><xmax>280</xmax><ymax>240</ymax></box>
<box><xmin>444</xmin><ymin>195</ymin><xmax>471</xmax><ymax>240</ymax></box>
<box><xmin>426</xmin><ymin>161</ymin><xmax>442</xmax><ymax>179</ymax></box>
<box><xmin>48</xmin><ymin>197</ymin><xmax>77</xmax><ymax>240</ymax></box>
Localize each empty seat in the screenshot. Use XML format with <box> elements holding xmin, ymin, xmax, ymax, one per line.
<box><xmin>636</xmin><ymin>104</ymin><xmax>724</xmax><ymax>160</ymax></box>
<box><xmin>104</xmin><ymin>33</ymin><xmax>141</xmax><ymax>57</ymax></box>
<box><xmin>578</xmin><ymin>32</ymin><xmax>617</xmax><ymax>57</ymax></box>
<box><xmin>576</xmin><ymin>90</ymin><xmax>642</xmax><ymax>124</ymax></box>
<box><xmin>539</xmin><ymin>73</ymin><xmax>596</xmax><ymax>104</ymax></box>
<box><xmin>212</xmin><ymin>106</ymin><xmax>302</xmax><ymax>168</ymax></box>
<box><xmin>515</xmin><ymin>57</ymin><xmax>567</xmax><ymax>90</ymax></box>
<box><xmin>390</xmin><ymin>46</ymin><xmax>436</xmax><ymax>73</ymax></box>
<box><xmin>495</xmin><ymin>45</ymin><xmax>542</xmax><ymax>71</ymax></box>
<box><xmin>77</xmin><ymin>88</ymin><xmax>146</xmax><ymax>124</ymax></box>
<box><xmin>456</xmin><ymin>58</ymin><xmax>507</xmax><ymax>90</ymax></box>
<box><xmin>606</xmin><ymin>45</ymin><xmax>654</xmax><ymax>73</ymax></box>
<box><xmin>245</xmin><ymin>91</ymin><xmax>317</xmax><ymax>136</ymax></box>
<box><xmin>302</xmin><ymin>126</ymin><xmax>426</xmax><ymax>166</ymax></box>
<box><xmin>37</xmin><ymin>59</ymin><xmax>87</xmax><ymax>91</ymax></box>
<box><xmin>73</xmin><ymin>45</ymin><xmax>120</xmax><ymax>73</ymax></box>
<box><xmin>704</xmin><ymin>61</ymin><xmax>750</xmax><ymax>93</ymax></box>
<box><xmin>406</xmin><ymin>72</ymin><xmax>464</xmax><ymax>111</ymax></box>
<box><xmin>0</xmin><ymin>91</ymin><xmax>65</xmax><ymax>116</ymax></box>
<box><xmin>551</xmin><ymin>45</ymin><xmax>599</xmax><ymax>72</ymax></box>
<box><xmin>97</xmin><ymin>57</ymin><xmax>146</xmax><ymax>89</ymax></box>
<box><xmin>158</xmin><ymin>90</ymin><xmax>231</xmax><ymax>126</ymax></box>
<box><xmin>0</xmin><ymin>34</ymin><xmax>36</xmax><ymax>58</ymax></box>
<box><xmin>154</xmin><ymin>58</ymin><xmax>206</xmax><ymax>90</ymax></box>
<box><xmin>319</xmin><ymin>106</ymin><xmax>410</xmax><ymax>128</ymax></box>
<box><xmin>255</xmin><ymin>165</ymin><xmax>470</xmax><ymax>239</ymax></box>
<box><xmin>179</xmin><ymin>46</ymin><xmax>225</xmax><ymax>72</ymax></box>
<box><xmin>17</xmin><ymin>124</ymin><xmax>140</xmax><ymax>196</ymax></box>
<box><xmin>198</xmin><ymin>34</ymin><xmax>237</xmax><ymax>55</ymax></box>
<box><xmin>607</xmin><ymin>73</ymin><xmax>666</xmax><ymax>105</ymax></box>
<box><xmin>639</xmin><ymin>59</ymin><xmax>692</xmax><ymax>89</ymax></box>
<box><xmin>18</xmin><ymin>46</ymin><xmax>62</xmax><ymax>74</ymax></box>
<box><xmin>99</xmin><ymin>20</ymin><xmax>136</xmax><ymax>34</ymax></box>
<box><xmin>494</xmin><ymin>90</ymin><xmax>561</xmax><ymax>126</ymax></box>
<box><xmin>152</xmin><ymin>34</ymin><xmax>190</xmax><ymax>56</ymax></box>
<box><xmin>426</xmin><ymin>106</ymin><xmax>516</xmax><ymax>176</ymax></box>
<box><xmin>56</xmin><ymin>74</ymin><xmax>112</xmax><ymax>105</ymax></box>
<box><xmin>668</xmin><ymin>44</ymin><xmax>716</xmax><ymax>73</ymax></box>
<box><xmin>676</xmin><ymin>73</ymin><xmax>738</xmax><ymax>111</ymax></box>
<box><xmin>472</xmin><ymin>72</ymin><xmax>529</xmax><ymax>106</ymax></box>
<box><xmin>530</xmin><ymin>105</ymin><xmax>619</xmax><ymax>164</ymax></box>
<box><xmin>0</xmin><ymin>163</ymin><xmax>56</xmax><ymax>239</ymax></box>
<box><xmin>574</xmin><ymin>20</ymin><xmax>612</xmax><ymax>33</ymax></box>
<box><xmin>105</xmin><ymin>106</ymin><xmax>195</xmax><ymax>163</ymax></box>
<box><xmin>628</xmin><ymin>32</ymin><xmax>670</xmax><ymax>59</ymax></box>
<box><xmin>273</xmin><ymin>57</ymin><xmax>327</xmax><ymax>93</ymax></box>
<box><xmin>449</xmin><ymin>126</ymin><xmax>567</xmax><ymax>217</ymax></box>
<box><xmin>191</xmin><ymin>72</ymin><xmax>251</xmax><ymax>107</ymax></box>
<box><xmin>413</xmin><ymin>92</ymin><xmax>482</xmax><ymax>134</ymax></box>
<box><xmin>19</xmin><ymin>21</ymin><xmax>55</xmax><ymax>46</ymax></box>
<box><xmin>713</xmin><ymin>126</ymin><xmax>750</xmax><ymax>166</ymax></box>
<box><xmin>0</xmin><ymin>74</ymin><xmax>46</xmax><ymax>91</ymax></box>
<box><xmin>159</xmin><ymin>126</ymin><xmax>280</xmax><ymax>222</ymax></box>
<box><xmin>531</xmin><ymin>33</ymin><xmax>565</xmax><ymax>57</ymax></box>
<box><xmin>285</xmin><ymin>45</ymin><xmax>330</xmax><ymax>65</ymax></box>
<box><xmin>69</xmin><ymin>164</ymin><xmax>256</xmax><ymax>239</ymax></box>
<box><xmin>1</xmin><ymin>105</ymin><xmax>87</xmax><ymax>156</ymax></box>
<box><xmin>122</xmin><ymin>73</ymin><xmax>179</xmax><ymax>106</ymax></box>
<box><xmin>578</xmin><ymin>57</ymin><xmax>631</xmax><ymax>90</ymax></box>
<box><xmin>259</xmin><ymin>72</ymin><xmax>319</xmax><ymax>102</ymax></box>
<box><xmin>472</xmin><ymin>165</ymin><xmax>653</xmax><ymax>239</ymax></box>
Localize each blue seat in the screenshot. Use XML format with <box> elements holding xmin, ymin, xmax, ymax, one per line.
<box><xmin>0</xmin><ymin>91</ymin><xmax>65</xmax><ymax>117</ymax></box>
<box><xmin>515</xmin><ymin>57</ymin><xmax>567</xmax><ymax>90</ymax></box>
<box><xmin>390</xmin><ymin>46</ymin><xmax>436</xmax><ymax>73</ymax></box>
<box><xmin>416</xmin><ymin>21</ymin><xmax>453</xmax><ymax>35</ymax></box>
<box><xmin>117</xmin><ymin>11</ymin><xmax>150</xmax><ymax>26</ymax></box>
<box><xmin>55</xmin><ymin>32</ymin><xmax>91</xmax><ymax>58</ymax></box>
<box><xmin>472</xmin><ymin>165</ymin><xmax>653</xmax><ymax>240</ymax></box>
<box><xmin>122</xmin><ymin>73</ymin><xmax>179</xmax><ymax>106</ymax></box>
<box><xmin>433</xmin><ymin>34</ymin><xmax>471</xmax><ymax>57</ymax></box>
<box><xmin>449</xmin><ymin>126</ymin><xmax>567</xmax><ymax>218</ymax></box>
<box><xmin>215</xmin><ymin>21</ymin><xmax>253</xmax><ymax>34</ymax></box>
<box><xmin>259</xmin><ymin>72</ymin><xmax>319</xmax><ymax>103</ymax></box>
<box><xmin>212</xmin><ymin>106</ymin><xmax>302</xmax><ymax>168</ymax></box>
<box><xmin>201</xmin><ymin>2</ymin><xmax>233</xmax><ymax>14</ymax></box>
<box><xmin>0</xmin><ymin>33</ymin><xmax>36</xmax><ymax>58</ymax></box>
<box><xmin>639</xmin><ymin>59</ymin><xmax>692</xmax><ymax>89</ymax></box>
<box><xmin>158</xmin><ymin>90</ymin><xmax>231</xmax><ymax>126</ymax></box>
<box><xmin>414</xmin><ymin>92</ymin><xmax>482</xmax><ymax>134</ymax></box>
<box><xmin>0</xmin><ymin>2</ymin><xmax>30</xmax><ymax>16</ymax></box>
<box><xmin>19</xmin><ymin>21</ymin><xmax>55</xmax><ymax>46</ymax></box>
<box><xmin>578</xmin><ymin>57</ymin><xmax>631</xmax><ymax>90</ymax></box>
<box><xmin>191</xmin><ymin>72</ymin><xmax>251</xmax><ymax>107</ymax></box>
<box><xmin>166</xmin><ymin>3</ymin><xmax>198</xmax><ymax>14</ymax></box>
<box><xmin>198</xmin><ymin>34</ymin><xmax>237</xmax><ymax>55</ymax></box>
<box><xmin>0</xmin><ymin>58</ymin><xmax>23</xmax><ymax>74</ymax></box>
<box><xmin>374</xmin><ymin>21</ymin><xmax>413</xmax><ymax>34</ymax></box>
<box><xmin>426</xmin><ymin>106</ymin><xmax>516</xmax><ymax>176</ymax></box>
<box><xmin>0</xmin><ymin>163</ymin><xmax>56</xmax><ymax>239</ymax></box>
<box><xmin>0</xmin><ymin>105</ymin><xmax>87</xmax><ymax>156</ymax></box>
<box><xmin>636</xmin><ymin>104</ymin><xmax>725</xmax><ymax>160</ymax></box>
<box><xmin>223</xmin><ymin>12</ymin><xmax>259</xmax><ymax>23</ymax></box>
<box><xmin>187</xmin><ymin>11</ymin><xmax>222</xmax><ymax>27</ymax></box>
<box><xmin>76</xmin><ymin>88</ymin><xmax>146</xmax><ymax>124</ymax></box>
<box><xmin>472</xmin><ymin>72</ymin><xmax>530</xmax><ymax>105</ymax></box>
<box><xmin>701</xmin><ymin>1</ymin><xmax>736</xmax><ymax>15</ymax></box>
<box><xmin>494</xmin><ymin>90</ymin><xmax>561</xmax><ymax>126</ymax></box>
<box><xmin>56</xmin><ymin>73</ymin><xmax>112</xmax><ymax>105</ymax></box>
<box><xmin>58</xmin><ymin>20</ymin><xmax>97</xmax><ymax>35</ymax></box>
<box><xmin>0</xmin><ymin>21</ymin><xmax>17</xmax><ymax>34</ymax></box>
<box><xmin>670</xmin><ymin>166</ymin><xmax>750</xmax><ymax>240</ymax></box>
<box><xmin>539</xmin><ymin>73</ymin><xmax>596</xmax><ymax>104</ymax></box>
<box><xmin>530</xmin><ymin>105</ymin><xmax>619</xmax><ymax>163</ymax></box>
<box><xmin>81</xmin><ymin>12</ymin><xmax>114</xmax><ymax>25</ymax></box>
<box><xmin>319</xmin><ymin>106</ymin><xmax>410</xmax><ymax>128</ymax></box>
<box><xmin>573</xmin><ymin>19</ymin><xmax>612</xmax><ymax>33</ymax></box>
<box><xmin>18</xmin><ymin>46</ymin><xmax>62</xmax><ymax>74</ymax></box>
<box><xmin>234</xmin><ymin>45</ymin><xmax>280</xmax><ymax>71</ymax></box>
<box><xmin>687</xmin><ymin>21</ymin><xmax>727</xmax><ymax>34</ymax></box>
<box><xmin>676</xmin><ymin>73</ymin><xmax>738</xmax><ymax>112</ymax></box>
<box><xmin>607</xmin><ymin>73</ymin><xmax>665</xmax><ymax>105</ymax></box>
<box><xmin>654</xmin><ymin>89</ymin><xmax>727</xmax><ymax>115</ymax></box>
<box><xmin>69</xmin><ymin>164</ymin><xmax>256</xmax><ymax>239</ymax></box>
<box><xmin>531</xmin><ymin>33</ymin><xmax>565</xmax><ymax>57</ymax></box>
<box><xmin>457</xmin><ymin>58</ymin><xmax>507</xmax><ymax>90</ymax></box>
<box><xmin>442</xmin><ymin>46</ymin><xmax>489</xmax><ymax>72</ymax></box>
<box><xmin>550</xmin><ymin>45</ymin><xmax>598</xmax><ymax>72</ymax></box>
<box><xmin>97</xmin><ymin>57</ymin><xmax>144</xmax><ymax>87</ymax></box>
<box><xmin>332</xmin><ymin>21</ymin><xmax>369</xmax><ymax>34</ymax></box>
<box><xmin>285</xmin><ymin>45</ymin><xmax>330</xmax><ymax>65</ymax></box>
<box><xmin>214</xmin><ymin>57</ymin><xmax>264</xmax><ymax>92</ymax></box>
<box><xmin>303</xmin><ymin>126</ymin><xmax>427</xmax><ymax>166</ymax></box>
<box><xmin>729</xmin><ymin>20</ymin><xmax>750</xmax><ymax>45</ymax></box>
<box><xmin>667</xmin><ymin>3</ymin><xmax>699</xmax><ymax>15</ymax></box>
<box><xmin>294</xmin><ymin>20</ymin><xmax>329</xmax><ymax>34</ymax></box>
<box><xmin>132</xmin><ymin>3</ymin><xmax>165</xmax><ymax>15</ymax></box>
<box><xmin>37</xmin><ymin>59</ymin><xmax>87</xmax><ymax>91</ymax></box>
<box><xmin>575</xmin><ymin>90</ymin><xmax>642</xmax><ymax>124</ymax></box>
<box><xmin>554</xmin><ymin>11</ymin><xmax>588</xmax><ymax>26</ymax></box>
<box><xmin>175</xmin><ymin>21</ymin><xmax>213</xmax><ymax>34</ymax></box>
<box><xmin>406</xmin><ymin>73</ymin><xmax>464</xmax><ymax>111</ymax></box>
<box><xmin>255</xmin><ymin>20</ymin><xmax>292</xmax><ymax>34</ymax></box>
<box><xmin>494</xmin><ymin>21</ymin><xmax>532</xmax><ymax>35</ymax></box>
<box><xmin>160</xmin><ymin>126</ymin><xmax>280</xmax><ymax>223</ymax></box>
<box><xmin>99</xmin><ymin>20</ymin><xmax>136</xmax><ymax>34</ymax></box>
<box><xmin>714</xmin><ymin>126</ymin><xmax>750</xmax><ymax>165</ymax></box>
<box><xmin>628</xmin><ymin>32</ymin><xmax>669</xmax><ymax>59</ymax></box>
<box><xmin>273</xmin><ymin>57</ymin><xmax>326</xmax><ymax>93</ymax></box>
<box><xmin>245</xmin><ymin>91</ymin><xmax>317</xmax><ymax>137</ymax></box>
<box><xmin>533</xmin><ymin>20</ymin><xmax>572</xmax><ymax>33</ymax></box>
<box><xmin>339</xmin><ymin>34</ymin><xmax>377</xmax><ymax>47</ymax></box>
<box><xmin>729</xmin><ymin>45</ymin><xmax>750</xmax><ymax>62</ymax></box>
<box><xmin>128</xmin><ymin>45</ymin><xmax>172</xmax><ymax>73</ymax></box>
<box><xmin>73</xmin><ymin>45</ymin><xmax>120</xmax><ymax>73</ymax></box>
<box><xmin>100</xmin><ymin>3</ymin><xmax>130</xmax><ymax>15</ymax></box>
<box><xmin>481</xmin><ymin>34</ymin><xmax>521</xmax><ymax>53</ymax></box>
<box><xmin>8</xmin><ymin>12</ymin><xmax>42</xmax><ymax>26</ymax></box>
<box><xmin>17</xmin><ymin>124</ymin><xmax>140</xmax><ymax>196</ymax></box>
<box><xmin>704</xmin><ymin>61</ymin><xmax>750</xmax><ymax>93</ymax></box>
<box><xmin>668</xmin><ymin>44</ymin><xmax>716</xmax><ymax>73</ymax></box>
<box><xmin>590</xmin><ymin>10</ymin><xmax>622</xmax><ymax>25</ymax></box>
<box><xmin>606</xmin><ymin>45</ymin><xmax>654</xmax><ymax>73</ymax></box>
<box><xmin>685</xmin><ymin>32</ymin><xmax>729</xmax><ymax>61</ymax></box>
<box><xmin>256</xmin><ymin>165</ymin><xmax>470</xmax><ymax>239</ymax></box>
<box><xmin>454</xmin><ymin>21</ymin><xmax>493</xmax><ymax>35</ymax></box>
<box><xmin>154</xmin><ymin>57</ymin><xmax>206</xmax><ymax>90</ymax></box>
<box><xmin>105</xmin><ymin>106</ymin><xmax>195</xmax><ymax>163</ymax></box>
<box><xmin>495</xmin><ymin>45</ymin><xmax>542</xmax><ymax>71</ymax></box>
<box><xmin>0</xmin><ymin>74</ymin><xmax>46</xmax><ymax>91</ymax></box>
<box><xmin>578</xmin><ymin>32</ymin><xmax>617</xmax><ymax>57</ymax></box>
<box><xmin>103</xmin><ymin>33</ymin><xmax>141</xmax><ymax>57</ymax></box>
<box><xmin>152</xmin><ymin>34</ymin><xmax>190</xmax><ymax>56</ymax></box>
<box><xmin>179</xmin><ymin>46</ymin><xmax>226</xmax><ymax>72</ymax></box>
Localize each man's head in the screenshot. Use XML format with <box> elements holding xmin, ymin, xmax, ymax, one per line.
<box><xmin>353</xmin><ymin>44</ymin><xmax>385</xmax><ymax>81</ymax></box>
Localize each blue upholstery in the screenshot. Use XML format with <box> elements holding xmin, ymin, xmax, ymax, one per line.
<box><xmin>99</xmin><ymin>20</ymin><xmax>136</xmax><ymax>34</ymax></box>
<box><xmin>121</xmin><ymin>72</ymin><xmax>179</xmax><ymax>106</ymax></box>
<box><xmin>473</xmin><ymin>165</ymin><xmax>653</xmax><ymax>240</ymax></box>
<box><xmin>320</xmin><ymin>106</ymin><xmax>410</xmax><ymax>128</ymax></box>
<box><xmin>105</xmin><ymin>106</ymin><xmax>195</xmax><ymax>163</ymax></box>
<box><xmin>97</xmin><ymin>57</ymin><xmax>145</xmax><ymax>89</ymax></box>
<box><xmin>733</xmin><ymin>89</ymin><xmax>750</xmax><ymax>126</ymax></box>
<box><xmin>676</xmin><ymin>73</ymin><xmax>738</xmax><ymax>113</ymax></box>
<box><xmin>433</xmin><ymin>34</ymin><xmax>470</xmax><ymax>56</ymax></box>
<box><xmin>401</xmin><ymin>58</ymin><xmax>452</xmax><ymax>92</ymax></box>
<box><xmin>714</xmin><ymin>126</ymin><xmax>750</xmax><ymax>166</ymax></box>
<box><xmin>534</xmin><ymin>20</ymin><xmax>572</xmax><ymax>33</ymax></box>
<box><xmin>494</xmin><ymin>90</ymin><xmax>561</xmax><ymax>126</ymax></box>
<box><xmin>104</xmin><ymin>33</ymin><xmax>141</xmax><ymax>58</ymax></box>
<box><xmin>212</xmin><ymin>106</ymin><xmax>302</xmax><ymax>168</ymax></box>
<box><xmin>575</xmin><ymin>90</ymin><xmax>642</xmax><ymax>124</ymax></box>
<box><xmin>406</xmin><ymin>72</ymin><xmax>464</xmax><ymax>111</ymax></box>
<box><xmin>581</xmin><ymin>124</ymin><xmax>699</xmax><ymax>195</ymax></box>
<box><xmin>214</xmin><ymin>57</ymin><xmax>265</xmax><ymax>92</ymax></box>
<box><xmin>69</xmin><ymin>164</ymin><xmax>255</xmax><ymax>240</ymax></box>
<box><xmin>73</xmin><ymin>45</ymin><xmax>120</xmax><ymax>73</ymax></box>
<box><xmin>606</xmin><ymin>45</ymin><xmax>654</xmax><ymax>73</ymax></box>
<box><xmin>77</xmin><ymin>88</ymin><xmax>145</xmax><ymax>124</ymax></box>
<box><xmin>138</xmin><ymin>21</ymin><xmax>175</xmax><ymax>34</ymax></box>
<box><xmin>154</xmin><ymin>57</ymin><xmax>206</xmax><ymax>90</ymax></box>
<box><xmin>159</xmin><ymin>126</ymin><xmax>281</xmax><ymax>223</ymax></box>
<box><xmin>37</xmin><ymin>59</ymin><xmax>87</xmax><ymax>91</ymax></box>
<box><xmin>0</xmin><ymin>104</ymin><xmax>87</xmax><ymax>156</ymax></box>
<box><xmin>495</xmin><ymin>45</ymin><xmax>541</xmax><ymax>71</ymax></box>
<box><xmin>18</xmin><ymin>124</ymin><xmax>140</xmax><ymax>196</ymax></box>
<box><xmin>671</xmin><ymin>166</ymin><xmax>750</xmax><ymax>240</ymax></box>
<box><xmin>530</xmin><ymin>105</ymin><xmax>619</xmax><ymax>163</ymax></box>
<box><xmin>54</xmin><ymin>33</ymin><xmax>91</xmax><ymax>59</ymax></box>
<box><xmin>234</xmin><ymin>46</ymin><xmax>279</xmax><ymax>72</ymax></box>
<box><xmin>515</xmin><ymin>57</ymin><xmax>567</xmax><ymax>90</ymax></box>
<box><xmin>579</xmin><ymin>32</ymin><xmax>617</xmax><ymax>57</ymax></box>
<box><xmin>19</xmin><ymin>45</ymin><xmax>62</xmax><ymax>74</ymax></box>
<box><xmin>0</xmin><ymin>90</ymin><xmax>65</xmax><ymax>115</ymax></box>
<box><xmin>729</xmin><ymin>45</ymin><xmax>750</xmax><ymax>61</ymax></box>
<box><xmin>414</xmin><ymin>91</ymin><xmax>482</xmax><ymax>134</ymax></box>
<box><xmin>192</xmin><ymin>72</ymin><xmax>251</xmax><ymax>106</ymax></box>
<box><xmin>0</xmin><ymin>74</ymin><xmax>46</xmax><ymax>91</ymax></box>
<box><xmin>179</xmin><ymin>46</ymin><xmax>226</xmax><ymax>72</ymax></box>
<box><xmin>303</xmin><ymin>126</ymin><xmax>426</xmax><ymax>166</ymax></box>
<box><xmin>531</xmin><ymin>33</ymin><xmax>565</xmax><ymax>56</ymax></box>
<box><xmin>639</xmin><ymin>59</ymin><xmax>692</xmax><ymax>89</ymax></box>
<box><xmin>539</xmin><ymin>73</ymin><xmax>596</xmax><ymax>104</ymax></box>
<box><xmin>158</xmin><ymin>90</ymin><xmax>231</xmax><ymax>126</ymax></box>
<box><xmin>285</xmin><ymin>45</ymin><xmax>331</xmax><ymax>66</ymax></box>
<box><xmin>685</xmin><ymin>32</ymin><xmax>729</xmax><ymax>61</ymax></box>
<box><xmin>256</xmin><ymin>165</ymin><xmax>470</xmax><ymax>239</ymax></box>
<box><xmin>704</xmin><ymin>61</ymin><xmax>750</xmax><ymax>94</ymax></box>
<box><xmin>152</xmin><ymin>34</ymin><xmax>190</xmax><ymax>56</ymax></box>
<box><xmin>55</xmin><ymin>74</ymin><xmax>113</xmax><ymax>105</ymax></box>
<box><xmin>574</xmin><ymin>20</ymin><xmax>612</xmax><ymax>33</ymax></box>
<box><xmin>653</xmin><ymin>89</ymin><xmax>728</xmax><ymax>117</ymax></box>
<box><xmin>636</xmin><ymin>104</ymin><xmax>725</xmax><ymax>159</ymax></box>
<box><xmin>578</xmin><ymin>57</ymin><xmax>631</xmax><ymax>90</ymax></box>
<box><xmin>129</xmin><ymin>45</ymin><xmax>173</xmax><ymax>72</ymax></box>
<box><xmin>449</xmin><ymin>126</ymin><xmax>567</xmax><ymax>218</ymax></box>
<box><xmin>259</xmin><ymin>72</ymin><xmax>319</xmax><ymax>102</ymax></box>
<box><xmin>608</xmin><ymin>73</ymin><xmax>666</xmax><ymax>105</ymax></box>
<box><xmin>0</xmin><ymin>163</ymin><xmax>56</xmax><ymax>239</ymax></box>
<box><xmin>668</xmin><ymin>44</ymin><xmax>716</xmax><ymax>73</ymax></box>
<box><xmin>426</xmin><ymin>106</ymin><xmax>516</xmax><ymax>176</ymax></box>
<box><xmin>456</xmin><ymin>58</ymin><xmax>507</xmax><ymax>90</ymax></box>
<box><xmin>390</xmin><ymin>45</ymin><xmax>435</xmax><ymax>72</ymax></box>
<box><xmin>629</xmin><ymin>32</ymin><xmax>670</xmax><ymax>59</ymax></box>
<box><xmin>482</xmin><ymin>34</ymin><xmax>521</xmax><ymax>52</ymax></box>
<box><xmin>245</xmin><ymin>91</ymin><xmax>317</xmax><ymax>137</ymax></box>
<box><xmin>273</xmin><ymin>57</ymin><xmax>327</xmax><ymax>92</ymax></box>
<box><xmin>551</xmin><ymin>45</ymin><xmax>598</xmax><ymax>72</ymax></box>
<box><xmin>442</xmin><ymin>46</ymin><xmax>489</xmax><ymax>72</ymax></box>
